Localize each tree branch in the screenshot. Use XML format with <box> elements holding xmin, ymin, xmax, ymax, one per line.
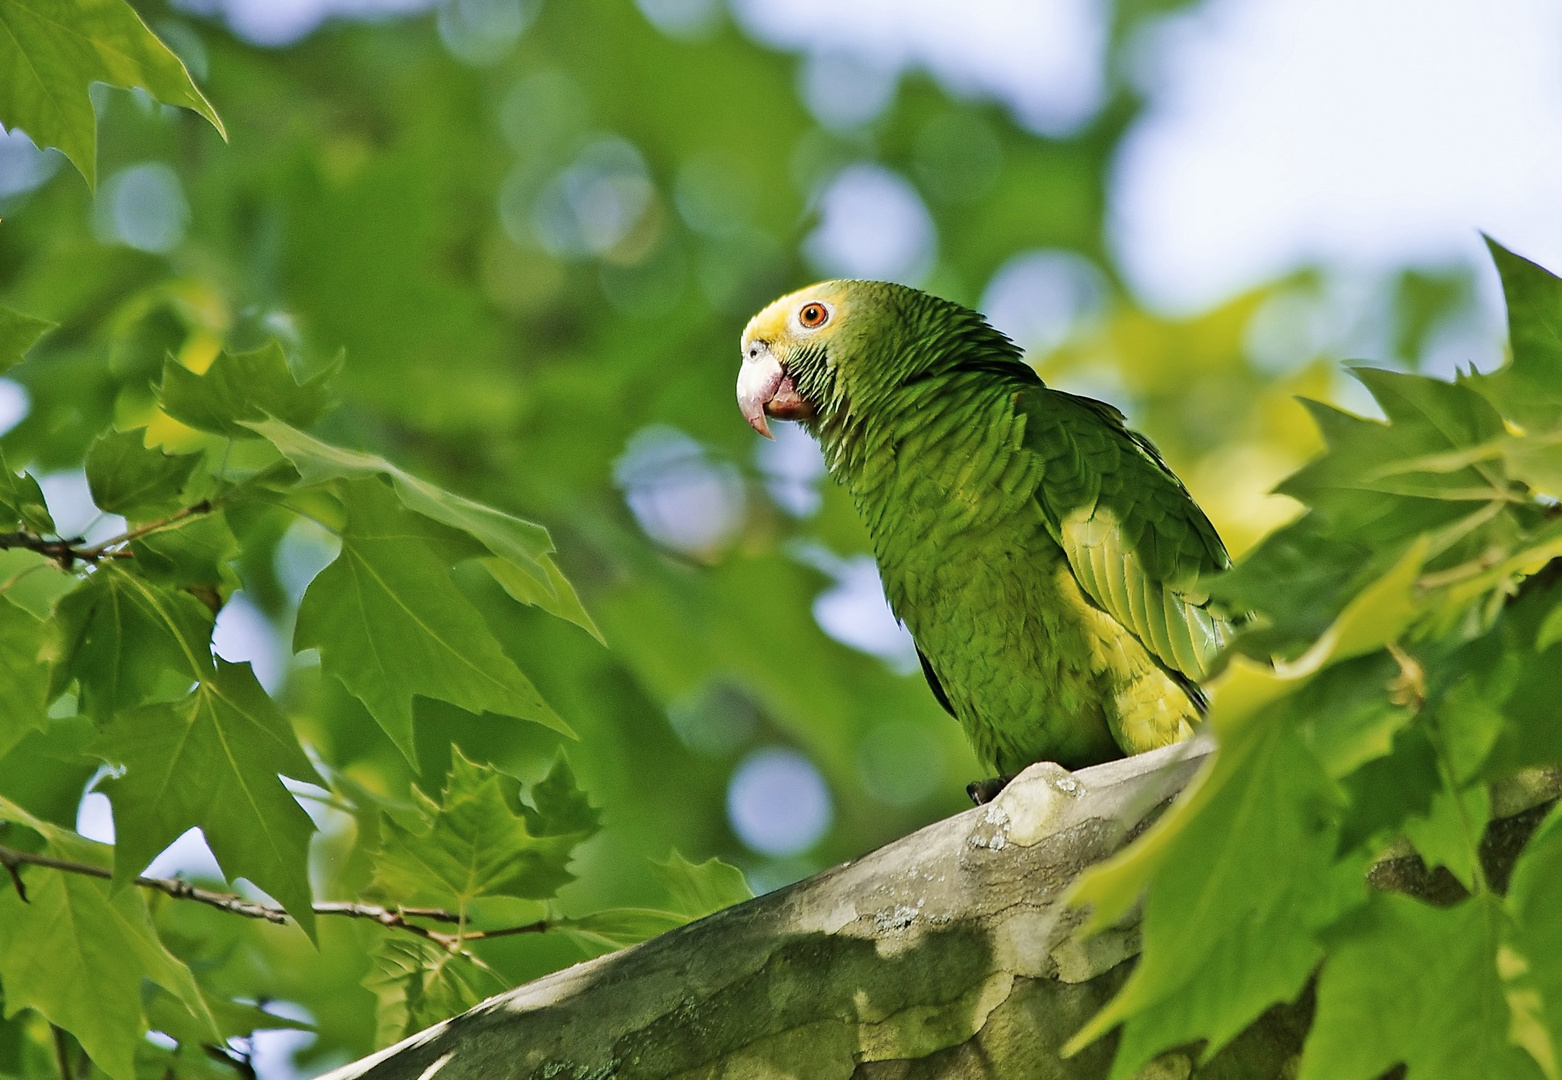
<box><xmin>0</xmin><ymin>844</ymin><xmax>550</xmax><ymax>950</ymax></box>
<box><xmin>0</xmin><ymin>501</ymin><xmax>212</xmax><ymax>570</ymax></box>
<box><xmin>312</xmin><ymin>744</ymin><xmax>1562</xmax><ymax>1080</ymax></box>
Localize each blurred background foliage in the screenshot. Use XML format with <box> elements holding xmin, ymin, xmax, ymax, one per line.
<box><xmin>0</xmin><ymin>0</ymin><xmax>1511</xmax><ymax>1075</ymax></box>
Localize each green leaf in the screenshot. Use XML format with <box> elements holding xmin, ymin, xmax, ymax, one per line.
<box><xmin>42</xmin><ymin>564</ymin><xmax>213</xmax><ymax>719</ymax></box>
<box><xmin>0</xmin><ymin>596</ymin><xmax>51</xmax><ymax>760</ymax></box>
<box><xmin>557</xmin><ymin>907</ymin><xmax>689</xmax><ymax>948</ymax></box>
<box><xmin>362</xmin><ymin>937</ymin><xmax>501</xmax><ymax>1050</ymax></box>
<box><xmin>0</xmin><ymin>833</ymin><xmax>214</xmax><ymax>1080</ymax></box>
<box><xmin>480</xmin><ymin>554</ymin><xmax>603</xmax><ymax>642</ymax></box>
<box><xmin>250</xmin><ymin>418</ymin><xmax>574</xmax><ymax>606</ymax></box>
<box><xmin>652</xmin><ymin>849</ymin><xmax>753</xmax><ymax>920</ymax></box>
<box><xmin>1337</xmin><ymin>725</ymin><xmax>1441</xmax><ymax>854</ymax></box>
<box><xmin>129</xmin><ymin>513</ymin><xmax>240</xmax><ymax>593</ymax></box>
<box><xmin>1464</xmin><ymin>239</ymin><xmax>1562</xmax><ymax>432</ymax></box>
<box><xmin>0</xmin><ymin>0</ymin><xmax>224</xmax><ymax>187</ymax></box>
<box><xmin>1069</xmin><ymin>721</ymin><xmax>1346</xmax><ymax>1070</ymax></box>
<box><xmin>1506</xmin><ymin>805</ymin><xmax>1562</xmax><ymax>1078</ymax></box>
<box><xmin>157</xmin><ymin>343</ymin><xmax>333</xmax><ymax>438</ymax></box>
<box><xmin>1402</xmin><ymin>780</ymin><xmax>1490</xmax><ymax>892</ymax></box>
<box><xmin>0</xmin><ymin>306</ymin><xmax>53</xmax><ymax>374</ymax></box>
<box><xmin>294</xmin><ymin>479</ymin><xmax>568</xmax><ymax>764</ymax></box>
<box><xmin>0</xmin><ymin>453</ymin><xmax>55</xmax><ymax>535</ymax></box>
<box><xmin>145</xmin><ymin>985</ymin><xmax>313</xmax><ymax>1045</ymax></box>
<box><xmin>524</xmin><ymin>753</ymin><xmax>601</xmax><ymax>839</ymax></box>
<box><xmin>1301</xmin><ymin>894</ymin><xmax>1543</xmax><ymax>1080</ymax></box>
<box><xmin>92</xmin><ymin>660</ymin><xmax>322</xmax><ymax>937</ymax></box>
<box><xmin>84</xmin><ymin>427</ymin><xmax>200</xmax><ymax>519</ymax></box>
<box><xmin>371</xmin><ymin>749</ymin><xmax>597</xmax><ymax>907</ymax></box>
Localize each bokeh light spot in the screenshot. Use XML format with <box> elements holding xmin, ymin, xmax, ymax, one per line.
<box><xmin>803</xmin><ymin>163</ymin><xmax>936</xmax><ymax>285</ymax></box>
<box><xmin>615</xmin><ymin>425</ymin><xmax>747</xmax><ymax>559</ymax></box>
<box><xmin>97</xmin><ymin>163</ymin><xmax>190</xmax><ymax>254</ymax></box>
<box><xmin>727</xmin><ymin>747</ymin><xmax>833</xmax><ymax>857</ymax></box>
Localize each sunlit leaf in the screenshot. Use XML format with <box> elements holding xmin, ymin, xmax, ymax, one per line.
<box><xmin>0</xmin><ymin>0</ymin><xmax>224</xmax><ymax>186</ymax></box>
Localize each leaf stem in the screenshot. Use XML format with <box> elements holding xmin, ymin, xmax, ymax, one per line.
<box><xmin>0</xmin><ymin>843</ymin><xmax>552</xmax><ymax>948</ymax></box>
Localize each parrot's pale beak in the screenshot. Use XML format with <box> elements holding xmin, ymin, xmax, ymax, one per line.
<box><xmin>737</xmin><ymin>345</ymin><xmax>815</xmax><ymax>439</ymax></box>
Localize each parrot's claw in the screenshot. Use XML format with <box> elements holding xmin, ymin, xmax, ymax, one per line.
<box><xmin>966</xmin><ymin>775</ymin><xmax>1016</xmax><ymax>806</ymax></box>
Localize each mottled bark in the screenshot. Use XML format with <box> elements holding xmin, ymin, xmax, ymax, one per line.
<box><xmin>321</xmin><ymin>741</ymin><xmax>1561</xmax><ymax>1080</ymax></box>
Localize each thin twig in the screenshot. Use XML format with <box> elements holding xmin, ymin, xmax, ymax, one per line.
<box><xmin>0</xmin><ymin>843</ymin><xmax>552</xmax><ymax>949</ymax></box>
<box><xmin>0</xmin><ymin>500</ymin><xmax>213</xmax><ymax>571</ymax></box>
<box><xmin>76</xmin><ymin>500</ymin><xmax>213</xmax><ymax>559</ymax></box>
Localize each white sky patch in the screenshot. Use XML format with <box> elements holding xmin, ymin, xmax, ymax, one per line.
<box><xmin>1112</xmin><ymin>0</ymin><xmax>1562</xmax><ymax>313</ymax></box>
<box><xmin>731</xmin><ymin>0</ymin><xmax>1107</xmax><ymax>135</ymax></box>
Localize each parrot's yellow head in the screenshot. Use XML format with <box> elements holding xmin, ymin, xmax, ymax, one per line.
<box><xmin>736</xmin><ymin>280</ymin><xmax>856</xmax><ymax>438</ymax></box>
<box><xmin>736</xmin><ymin>278</ymin><xmax>1021</xmax><ymax>442</ymax></box>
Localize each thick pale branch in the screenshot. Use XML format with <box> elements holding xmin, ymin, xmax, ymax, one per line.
<box><xmin>317</xmin><ymin>743</ymin><xmax>1562</xmax><ymax>1080</ymax></box>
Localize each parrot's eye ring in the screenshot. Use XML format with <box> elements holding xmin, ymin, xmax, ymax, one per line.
<box><xmin>798</xmin><ymin>302</ymin><xmax>830</xmax><ymax>329</ymax></box>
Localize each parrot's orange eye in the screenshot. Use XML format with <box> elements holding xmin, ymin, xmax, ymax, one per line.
<box><xmin>799</xmin><ymin>302</ymin><xmax>829</xmax><ymax>328</ymax></box>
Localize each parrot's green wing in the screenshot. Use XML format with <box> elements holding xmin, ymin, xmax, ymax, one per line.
<box><xmin>1018</xmin><ymin>387</ymin><xmax>1232</xmax><ymax>684</ymax></box>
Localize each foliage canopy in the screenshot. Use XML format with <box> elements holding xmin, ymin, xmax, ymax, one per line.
<box><xmin>0</xmin><ymin>2</ymin><xmax>1559</xmax><ymax>1079</ymax></box>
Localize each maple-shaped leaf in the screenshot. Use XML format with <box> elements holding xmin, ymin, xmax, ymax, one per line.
<box><xmin>0</xmin><ymin>816</ymin><xmax>214</xmax><ymax>1080</ymax></box>
<box><xmin>157</xmin><ymin>343</ymin><xmax>334</xmax><ymax>438</ymax></box>
<box><xmin>85</xmin><ymin>427</ymin><xmax>201</xmax><ymax>520</ymax></box>
<box><xmin>0</xmin><ymin>305</ymin><xmax>53</xmax><ymax>374</ymax></box>
<box><xmin>0</xmin><ymin>596</ymin><xmax>51</xmax><ymax>760</ymax></box>
<box><xmin>294</xmin><ymin>479</ymin><xmax>567</xmax><ymax>764</ymax></box>
<box><xmin>1070</xmin><ymin>721</ymin><xmax>1349</xmax><ymax>1075</ymax></box>
<box><xmin>0</xmin><ymin>450</ymin><xmax>56</xmax><ymax>535</ymax></box>
<box><xmin>93</xmin><ymin>660</ymin><xmax>322</xmax><ymax>937</ymax></box>
<box><xmin>250</xmin><ymin>418</ymin><xmax>598</xmax><ymax>640</ymax></box>
<box><xmin>129</xmin><ymin>513</ymin><xmax>241</xmax><ymax>594</ymax></box>
<box><xmin>0</xmin><ymin>0</ymin><xmax>224</xmax><ymax>187</ymax></box>
<box><xmin>362</xmin><ymin>937</ymin><xmax>501</xmax><ymax>1049</ymax></box>
<box><xmin>1505</xmin><ymin>806</ymin><xmax>1562</xmax><ymax>1077</ymax></box>
<box><xmin>1301</xmin><ymin>894</ymin><xmax>1543</xmax><ymax>1080</ymax></box>
<box><xmin>370</xmin><ymin>750</ymin><xmax>597</xmax><ymax>908</ymax></box>
<box><xmin>43</xmin><ymin>564</ymin><xmax>214</xmax><ymax>719</ymax></box>
<box><xmin>652</xmin><ymin>849</ymin><xmax>753</xmax><ymax>920</ymax></box>
<box><xmin>1279</xmin><ymin>370</ymin><xmax>1515</xmax><ymax>539</ymax></box>
<box><xmin>1463</xmin><ymin>238</ymin><xmax>1562</xmax><ymax>433</ymax></box>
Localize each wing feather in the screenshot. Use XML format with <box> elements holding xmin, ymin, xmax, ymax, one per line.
<box><xmin>1020</xmin><ymin>386</ymin><xmax>1232</xmax><ymax>683</ymax></box>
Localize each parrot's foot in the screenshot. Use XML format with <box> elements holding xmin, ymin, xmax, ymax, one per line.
<box><xmin>966</xmin><ymin>775</ymin><xmax>1016</xmax><ymax>806</ymax></box>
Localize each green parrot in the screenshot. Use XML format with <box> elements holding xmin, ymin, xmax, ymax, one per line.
<box><xmin>736</xmin><ymin>280</ymin><xmax>1231</xmax><ymax>789</ymax></box>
